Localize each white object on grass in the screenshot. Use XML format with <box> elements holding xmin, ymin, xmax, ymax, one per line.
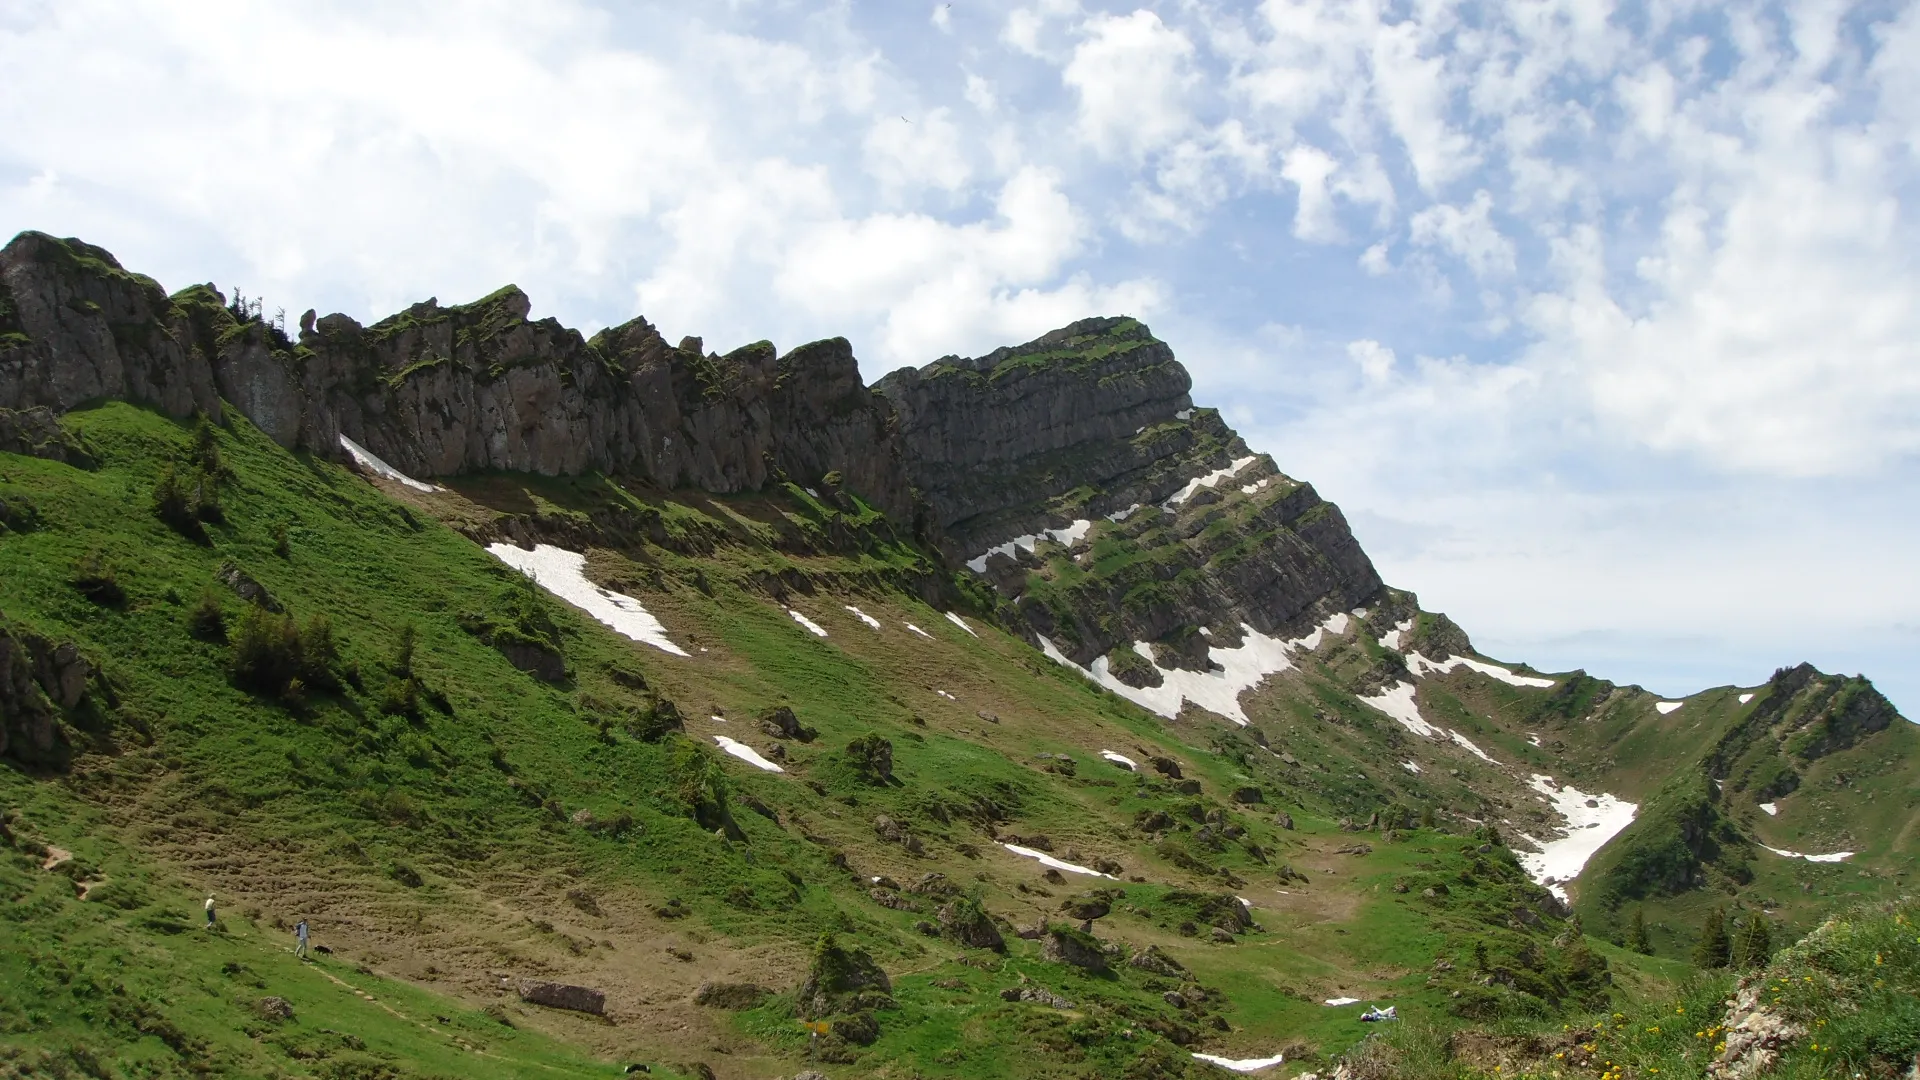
<box><xmin>339</xmin><ymin>434</ymin><xmax>438</xmax><ymax>492</ymax></box>
<box><xmin>1763</xmin><ymin>845</ymin><xmax>1852</xmax><ymax>863</ymax></box>
<box><xmin>844</xmin><ymin>605</ymin><xmax>882</xmax><ymax>629</ymax></box>
<box><xmin>1515</xmin><ymin>774</ymin><xmax>1638</xmax><ymax>901</ymax></box>
<box><xmin>1002</xmin><ymin>843</ymin><xmax>1114</xmax><ymax>879</ymax></box>
<box><xmin>788</xmin><ymin>610</ymin><xmax>829</xmax><ymax>637</ymax></box>
<box><xmin>1655</xmin><ymin>701</ymin><xmax>1684</xmax><ymax>714</ymax></box>
<box><xmin>713</xmin><ymin>736</ymin><xmax>783</xmax><ymax>773</ymax></box>
<box><xmin>907</xmin><ymin>623</ymin><xmax>934</xmax><ymax>639</ymax></box>
<box><xmin>1760</xmin><ymin>802</ymin><xmax>1778</xmax><ymax>816</ymax></box>
<box><xmin>935</xmin><ymin>689</ymin><xmax>956</xmax><ymax>701</ymax></box>
<box><xmin>945</xmin><ymin>612</ymin><xmax>978</xmax><ymax>637</ymax></box>
<box><xmin>1449</xmin><ymin>730</ymin><xmax>1498</xmax><ymax>764</ymax></box>
<box><xmin>486</xmin><ymin>543</ymin><xmax>688</xmax><ymax>656</ymax></box>
<box><xmin>1362</xmin><ymin>682</ymin><xmax>1437</xmax><ymax>738</ymax></box>
<box><xmin>1324</xmin><ymin>996</ymin><xmax>1360</xmax><ymax>1006</ymax></box>
<box><xmin>1100</xmin><ymin>751</ymin><xmax>1138</xmax><ymax>770</ymax></box>
<box><xmin>1190</xmin><ymin>1051</ymin><xmax>1285</xmax><ymax>1072</ymax></box>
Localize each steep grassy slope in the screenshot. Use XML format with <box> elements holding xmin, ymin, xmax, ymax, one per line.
<box><xmin>2</xmin><ymin>402</ymin><xmax>1669</xmax><ymax>1078</ymax></box>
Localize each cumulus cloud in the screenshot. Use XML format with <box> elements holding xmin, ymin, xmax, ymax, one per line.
<box><xmin>1062</xmin><ymin>10</ymin><xmax>1197</xmax><ymax>160</ymax></box>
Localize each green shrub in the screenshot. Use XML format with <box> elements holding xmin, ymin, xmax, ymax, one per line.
<box><xmin>70</xmin><ymin>550</ymin><xmax>126</xmax><ymax>605</ymax></box>
<box><xmin>187</xmin><ymin>585</ymin><xmax>227</xmax><ymax>641</ymax></box>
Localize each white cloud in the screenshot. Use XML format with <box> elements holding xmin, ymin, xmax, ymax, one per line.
<box><xmin>863</xmin><ymin>107</ymin><xmax>971</xmax><ymax>196</ymax></box>
<box><xmin>1281</xmin><ymin>144</ymin><xmax>1342</xmax><ymax>242</ymax></box>
<box><xmin>1063</xmin><ymin>10</ymin><xmax>1197</xmax><ymax>159</ymax></box>
<box><xmin>1409</xmin><ymin>190</ymin><xmax>1515</xmax><ymax>277</ymax></box>
<box><xmin>931</xmin><ymin>3</ymin><xmax>952</xmax><ymax>34</ymax></box>
<box><xmin>1347</xmin><ymin>339</ymin><xmax>1395</xmax><ymax>384</ymax></box>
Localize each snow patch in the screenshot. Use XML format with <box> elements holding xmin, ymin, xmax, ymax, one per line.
<box><xmin>844</xmin><ymin>605</ymin><xmax>882</xmax><ymax>629</ymax></box>
<box><xmin>1100</xmin><ymin>750</ymin><xmax>1138</xmax><ymax>770</ymax></box>
<box><xmin>1759</xmin><ymin>802</ymin><xmax>1778</xmax><ymax>816</ymax></box>
<box><xmin>1175</xmin><ymin>408</ymin><xmax>1193</xmax><ymax>420</ymax></box>
<box><xmin>1763</xmin><ymin>845</ymin><xmax>1853</xmax><ymax>863</ymax></box>
<box><xmin>1401</xmin><ymin>761</ymin><xmax>1421</xmax><ymax>774</ymax></box>
<box><xmin>1324</xmin><ymin>997</ymin><xmax>1360</xmax><ymax>1006</ymax></box>
<box><xmin>1108</xmin><ymin>503</ymin><xmax>1143</xmax><ymax>522</ymax></box>
<box><xmin>1515</xmin><ymin>775</ymin><xmax>1638</xmax><ymax>901</ymax></box>
<box><xmin>1164</xmin><ymin>456</ymin><xmax>1258</xmax><ymax>508</ymax></box>
<box><xmin>486</xmin><ymin>543</ymin><xmax>688</xmax><ymax>656</ymax></box>
<box><xmin>1039</xmin><ymin>613</ymin><xmax>1351</xmax><ymax>726</ymax></box>
<box><xmin>1190</xmin><ymin>1051</ymin><xmax>1285</xmax><ymax>1072</ymax></box>
<box><xmin>1361</xmin><ymin>682</ymin><xmax>1437</xmax><ymax>739</ymax></box>
<box><xmin>1405</xmin><ymin>652</ymin><xmax>1555</xmax><ymax>688</ymax></box>
<box><xmin>907</xmin><ymin>624</ymin><xmax>934</xmax><ymax>639</ymax></box>
<box><xmin>788</xmin><ymin>610</ymin><xmax>829</xmax><ymax>637</ymax></box>
<box><xmin>1240</xmin><ymin>477</ymin><xmax>1273</xmax><ymax>495</ymax></box>
<box><xmin>804</xmin><ymin>487</ymin><xmax>819</xmax><ymax>497</ymax></box>
<box><xmin>935</xmin><ymin>689</ymin><xmax>957</xmax><ymax>701</ymax></box>
<box><xmin>966</xmin><ymin>520</ymin><xmax>1095</xmax><ymax>572</ymax></box>
<box><xmin>945</xmin><ymin>612</ymin><xmax>979</xmax><ymax>637</ymax></box>
<box><xmin>1378</xmin><ymin>619</ymin><xmax>1413</xmax><ymax>651</ymax></box>
<box><xmin>1655</xmin><ymin>701</ymin><xmax>1684</xmax><ymax>714</ymax></box>
<box><xmin>1002</xmin><ymin>843</ymin><xmax>1115</xmax><ymax>879</ymax></box>
<box><xmin>1738</xmin><ymin>692</ymin><xmax>1755</xmax><ymax>704</ymax></box>
<box><xmin>713</xmin><ymin>736</ymin><xmax>784</xmax><ymax>773</ymax></box>
<box><xmin>339</xmin><ymin>434</ymin><xmax>438</xmax><ymax>492</ymax></box>
<box><xmin>1449</xmin><ymin>730</ymin><xmax>1498</xmax><ymax>764</ymax></box>
<box><xmin>1527</xmin><ymin>733</ymin><xmax>1542</xmax><ymax>747</ymax></box>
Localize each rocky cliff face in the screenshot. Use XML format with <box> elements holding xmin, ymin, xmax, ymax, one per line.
<box><xmin>879</xmin><ymin>317</ymin><xmax>1383</xmax><ymax>664</ymax></box>
<box><xmin>2</xmin><ymin>232</ymin><xmax>1383</xmax><ymax>661</ymax></box>
<box><xmin>0</xmin><ymin>233</ymin><xmax>914</xmax><ymax>523</ymax></box>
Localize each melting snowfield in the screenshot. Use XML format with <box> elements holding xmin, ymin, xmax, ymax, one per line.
<box><xmin>1655</xmin><ymin>701</ymin><xmax>1685</xmax><ymax>714</ymax></box>
<box><xmin>1100</xmin><ymin>750</ymin><xmax>1138</xmax><ymax>770</ymax></box>
<box><xmin>1449</xmin><ymin>729</ymin><xmax>1498</xmax><ymax>764</ymax></box>
<box><xmin>907</xmin><ymin>623</ymin><xmax>934</xmax><ymax>639</ymax></box>
<box><xmin>966</xmin><ymin>519</ymin><xmax>1095</xmax><ymax>571</ymax></box>
<box><xmin>1041</xmin><ymin>615</ymin><xmax>1351</xmax><ymax>726</ymax></box>
<box><xmin>1361</xmin><ymin>682</ymin><xmax>1438</xmax><ymax>738</ymax></box>
<box><xmin>844</xmin><ymin>605</ymin><xmax>882</xmax><ymax>629</ymax></box>
<box><xmin>1164</xmin><ymin>455</ymin><xmax>1259</xmax><ymax>508</ymax></box>
<box><xmin>1739</xmin><ymin>692</ymin><xmax>1756</xmax><ymax>704</ymax></box>
<box><xmin>945</xmin><ymin>612</ymin><xmax>979</xmax><ymax>637</ymax></box>
<box><xmin>1191</xmin><ymin>1051</ymin><xmax>1286</xmax><ymax>1072</ymax></box>
<box><xmin>788</xmin><ymin>610</ymin><xmax>829</xmax><ymax>637</ymax></box>
<box><xmin>1002</xmin><ymin>843</ymin><xmax>1115</xmax><ymax>878</ymax></box>
<box><xmin>1760</xmin><ymin>802</ymin><xmax>1779</xmax><ymax>816</ymax></box>
<box><xmin>1515</xmin><ymin>775</ymin><xmax>1639</xmax><ymax>901</ymax></box>
<box><xmin>339</xmin><ymin>434</ymin><xmax>438</xmax><ymax>492</ymax></box>
<box><xmin>713</xmin><ymin>735</ymin><xmax>784</xmax><ymax>773</ymax></box>
<box><xmin>1323</xmin><ymin>997</ymin><xmax>1361</xmax><ymax>1006</ymax></box>
<box><xmin>1764</xmin><ymin>845</ymin><xmax>1853</xmax><ymax>863</ymax></box>
<box><xmin>486</xmin><ymin>543</ymin><xmax>689</xmax><ymax>656</ymax></box>
<box><xmin>1405</xmin><ymin>652</ymin><xmax>1555</xmax><ymax>688</ymax></box>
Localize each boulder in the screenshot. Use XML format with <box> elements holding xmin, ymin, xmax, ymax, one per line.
<box><xmin>1128</xmin><ymin>945</ymin><xmax>1190</xmax><ymax>979</ymax></box>
<box><xmin>518</xmin><ymin>981</ymin><xmax>606</xmax><ymax>1016</ymax></box>
<box><xmin>797</xmin><ymin>935</ymin><xmax>892</xmax><ymax>1019</ymax></box>
<box><xmin>936</xmin><ymin>898</ymin><xmax>1006</xmax><ymax>952</ymax></box>
<box><xmin>1231</xmin><ymin>786</ymin><xmax>1264</xmax><ymax>805</ymax></box>
<box><xmin>1040</xmin><ymin>925</ymin><xmax>1109</xmax><ymax>973</ymax></box>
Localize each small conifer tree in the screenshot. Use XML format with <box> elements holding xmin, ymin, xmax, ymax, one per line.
<box><xmin>1693</xmin><ymin>906</ymin><xmax>1731</xmax><ymax>969</ymax></box>
<box><xmin>1627</xmin><ymin>907</ymin><xmax>1652</xmax><ymax>954</ymax></box>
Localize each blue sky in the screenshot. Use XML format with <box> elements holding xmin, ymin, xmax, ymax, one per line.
<box><xmin>3</xmin><ymin>0</ymin><xmax>1916</xmax><ymax>714</ymax></box>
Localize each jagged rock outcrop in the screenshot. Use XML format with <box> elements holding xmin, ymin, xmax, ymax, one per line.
<box><xmin>0</xmin><ymin>232</ymin><xmax>913</xmax><ymax>522</ymax></box>
<box><xmin>0</xmin><ymin>617</ymin><xmax>93</xmax><ymax>766</ymax></box>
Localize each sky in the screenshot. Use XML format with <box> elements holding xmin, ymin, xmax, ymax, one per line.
<box><xmin>2</xmin><ymin>0</ymin><xmax>1915</xmax><ymax>715</ymax></box>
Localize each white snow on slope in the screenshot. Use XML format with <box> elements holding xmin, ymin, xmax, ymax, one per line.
<box><xmin>1040</xmin><ymin>614</ymin><xmax>1350</xmax><ymax>726</ymax></box>
<box><xmin>1191</xmin><ymin>1051</ymin><xmax>1285</xmax><ymax>1072</ymax></box>
<box><xmin>1378</xmin><ymin>619</ymin><xmax>1413</xmax><ymax>651</ymax></box>
<box><xmin>1739</xmin><ymin>693</ymin><xmax>1755</xmax><ymax>704</ymax></box>
<box><xmin>945</xmin><ymin>612</ymin><xmax>979</xmax><ymax>637</ymax></box>
<box><xmin>1165</xmin><ymin>456</ymin><xmax>1258</xmax><ymax>508</ymax></box>
<box><xmin>1175</xmin><ymin>408</ymin><xmax>1193</xmax><ymax>420</ymax></box>
<box><xmin>1100</xmin><ymin>750</ymin><xmax>1138</xmax><ymax>770</ymax></box>
<box><xmin>1655</xmin><ymin>701</ymin><xmax>1684</xmax><ymax>714</ymax></box>
<box><xmin>789</xmin><ymin>610</ymin><xmax>829</xmax><ymax>637</ymax></box>
<box><xmin>1763</xmin><ymin>845</ymin><xmax>1853</xmax><ymax>863</ymax></box>
<box><xmin>339</xmin><ymin>434</ymin><xmax>438</xmax><ymax>492</ymax></box>
<box><xmin>1515</xmin><ymin>775</ymin><xmax>1638</xmax><ymax>901</ymax></box>
<box><xmin>1324</xmin><ymin>997</ymin><xmax>1360</xmax><ymax>1006</ymax></box>
<box><xmin>1108</xmin><ymin>503</ymin><xmax>1143</xmax><ymax>522</ymax></box>
<box><xmin>713</xmin><ymin>736</ymin><xmax>784</xmax><ymax>773</ymax></box>
<box><xmin>844</xmin><ymin>605</ymin><xmax>882</xmax><ymax>629</ymax></box>
<box><xmin>486</xmin><ymin>543</ymin><xmax>688</xmax><ymax>656</ymax></box>
<box><xmin>1361</xmin><ymin>682</ymin><xmax>1438</xmax><ymax>738</ymax></box>
<box><xmin>907</xmin><ymin>623</ymin><xmax>934</xmax><ymax>639</ymax></box>
<box><xmin>1759</xmin><ymin>802</ymin><xmax>1778</xmax><ymax>816</ymax></box>
<box><xmin>966</xmin><ymin>520</ymin><xmax>1095</xmax><ymax>571</ymax></box>
<box><xmin>1406</xmin><ymin>653</ymin><xmax>1556</xmax><ymax>688</ymax></box>
<box><xmin>1449</xmin><ymin>730</ymin><xmax>1498</xmax><ymax>764</ymax></box>
<box><xmin>1002</xmin><ymin>843</ymin><xmax>1114</xmax><ymax>878</ymax></box>
<box><xmin>1240</xmin><ymin>478</ymin><xmax>1273</xmax><ymax>495</ymax></box>
<box><xmin>1402</xmin><ymin>761</ymin><xmax>1421</xmax><ymax>774</ymax></box>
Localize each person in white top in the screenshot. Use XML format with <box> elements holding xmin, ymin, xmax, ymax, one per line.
<box><xmin>204</xmin><ymin>895</ymin><xmax>216</xmax><ymax>929</ymax></box>
<box><xmin>295</xmin><ymin>919</ymin><xmax>310</xmax><ymax>959</ymax></box>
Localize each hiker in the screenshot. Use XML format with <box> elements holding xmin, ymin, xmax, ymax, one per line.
<box><xmin>294</xmin><ymin>919</ymin><xmax>310</xmax><ymax>959</ymax></box>
<box><xmin>204</xmin><ymin>895</ymin><xmax>216</xmax><ymax>929</ymax></box>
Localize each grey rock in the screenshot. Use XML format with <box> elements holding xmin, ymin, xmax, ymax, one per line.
<box><xmin>518</xmin><ymin>980</ymin><xmax>606</xmax><ymax>1016</ymax></box>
